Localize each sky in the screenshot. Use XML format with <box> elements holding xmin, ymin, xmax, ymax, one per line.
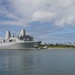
<box><xmin>0</xmin><ymin>0</ymin><xmax>75</xmax><ymax>44</ymax></box>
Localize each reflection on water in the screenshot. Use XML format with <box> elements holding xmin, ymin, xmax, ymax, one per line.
<box><xmin>0</xmin><ymin>49</ymin><xmax>75</xmax><ymax>75</ymax></box>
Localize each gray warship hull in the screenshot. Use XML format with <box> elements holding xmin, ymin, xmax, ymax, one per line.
<box><xmin>0</xmin><ymin>41</ymin><xmax>41</xmax><ymax>50</ymax></box>
<box><xmin>0</xmin><ymin>29</ymin><xmax>41</xmax><ymax>50</ymax></box>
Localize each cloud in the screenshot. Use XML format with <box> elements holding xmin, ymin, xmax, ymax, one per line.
<box><xmin>66</xmin><ymin>15</ymin><xmax>75</xmax><ymax>25</ymax></box>
<box><xmin>0</xmin><ymin>0</ymin><xmax>75</xmax><ymax>27</ymax></box>
<box><xmin>31</xmin><ymin>11</ymin><xmax>54</xmax><ymax>22</ymax></box>
<box><xmin>55</xmin><ymin>15</ymin><xmax>75</xmax><ymax>27</ymax></box>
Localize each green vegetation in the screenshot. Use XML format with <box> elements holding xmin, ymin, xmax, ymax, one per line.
<box><xmin>40</xmin><ymin>42</ymin><xmax>75</xmax><ymax>49</ymax></box>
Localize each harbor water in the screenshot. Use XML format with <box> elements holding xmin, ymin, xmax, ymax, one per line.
<box><xmin>0</xmin><ymin>49</ymin><xmax>75</xmax><ymax>75</ymax></box>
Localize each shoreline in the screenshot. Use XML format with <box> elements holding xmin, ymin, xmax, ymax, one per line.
<box><xmin>48</xmin><ymin>48</ymin><xmax>74</xmax><ymax>49</ymax></box>
<box><xmin>39</xmin><ymin>47</ymin><xmax>75</xmax><ymax>50</ymax></box>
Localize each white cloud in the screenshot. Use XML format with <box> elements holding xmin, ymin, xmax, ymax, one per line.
<box><xmin>55</xmin><ymin>15</ymin><xmax>75</xmax><ymax>27</ymax></box>
<box><xmin>55</xmin><ymin>18</ymin><xmax>66</xmax><ymax>27</ymax></box>
<box><xmin>32</xmin><ymin>11</ymin><xmax>54</xmax><ymax>22</ymax></box>
<box><xmin>66</xmin><ymin>15</ymin><xmax>75</xmax><ymax>25</ymax></box>
<box><xmin>1</xmin><ymin>0</ymin><xmax>75</xmax><ymax>27</ymax></box>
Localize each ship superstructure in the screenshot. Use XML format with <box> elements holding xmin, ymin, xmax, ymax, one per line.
<box><xmin>0</xmin><ymin>29</ymin><xmax>41</xmax><ymax>49</ymax></box>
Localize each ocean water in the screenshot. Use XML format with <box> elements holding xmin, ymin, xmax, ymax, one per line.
<box><xmin>0</xmin><ymin>49</ymin><xmax>75</xmax><ymax>75</ymax></box>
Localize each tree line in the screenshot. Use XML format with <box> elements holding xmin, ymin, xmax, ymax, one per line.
<box><xmin>40</xmin><ymin>42</ymin><xmax>75</xmax><ymax>48</ymax></box>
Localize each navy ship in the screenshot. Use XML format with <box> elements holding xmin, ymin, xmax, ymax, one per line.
<box><xmin>0</xmin><ymin>29</ymin><xmax>41</xmax><ymax>49</ymax></box>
